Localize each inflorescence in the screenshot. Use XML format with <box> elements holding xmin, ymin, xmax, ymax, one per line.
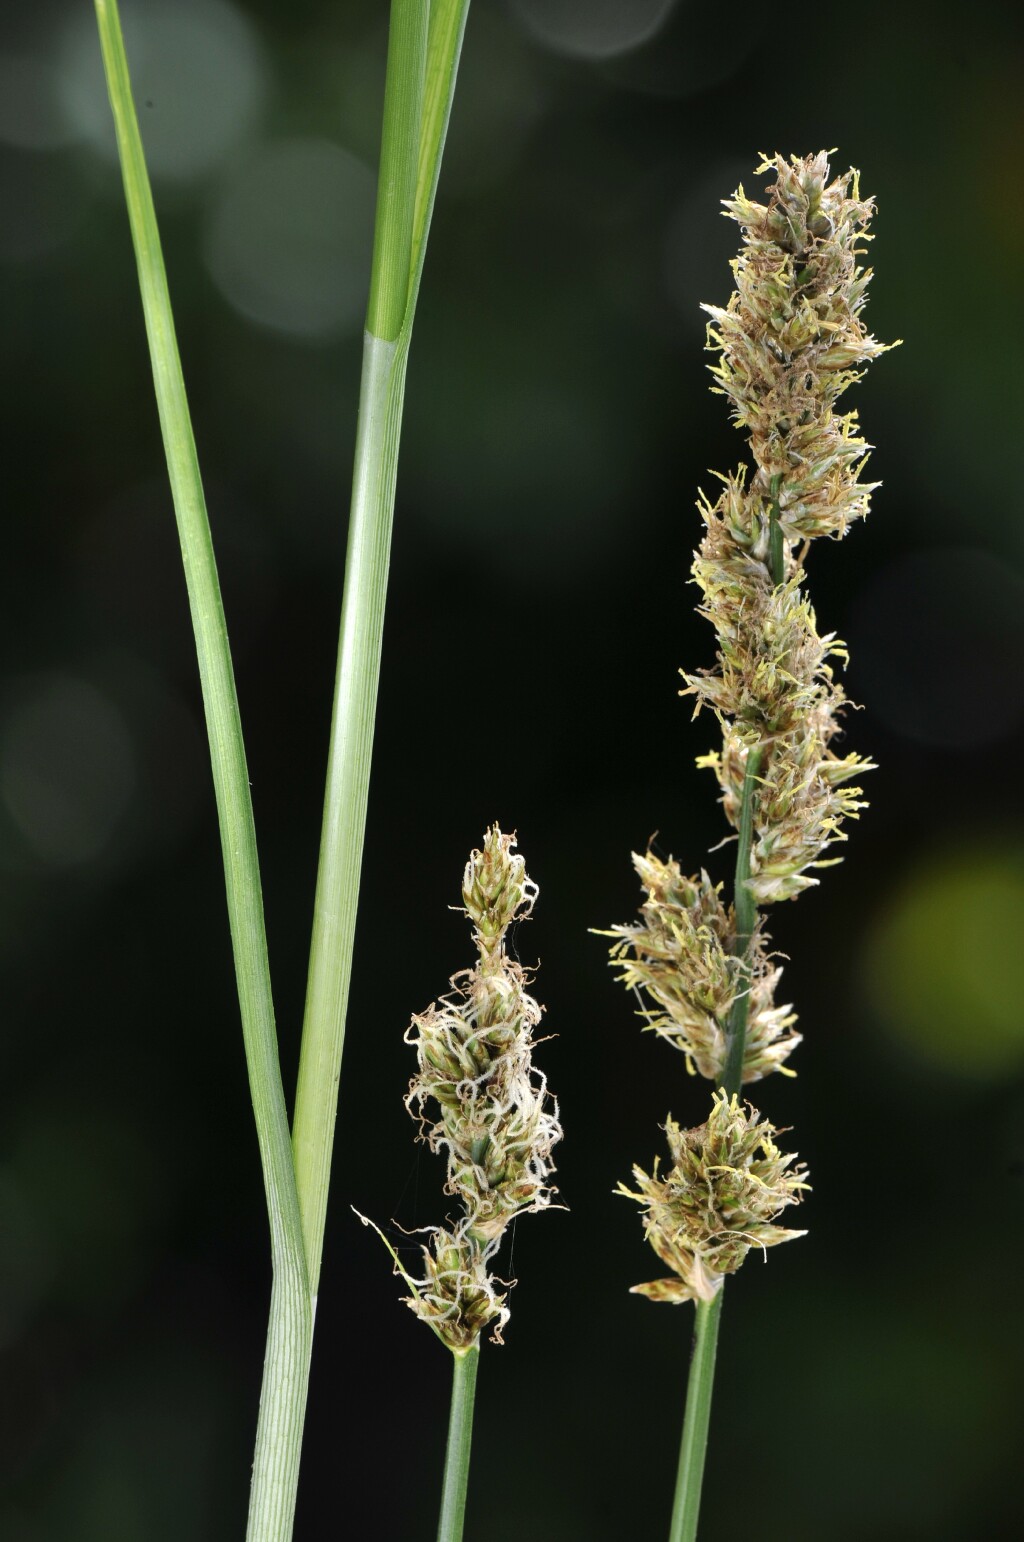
<box><xmin>369</xmin><ymin>826</ymin><xmax>561</xmax><ymax>1351</ymax></box>
<box><xmin>609</xmin><ymin>152</ymin><xmax>891</xmax><ymax>1303</ymax></box>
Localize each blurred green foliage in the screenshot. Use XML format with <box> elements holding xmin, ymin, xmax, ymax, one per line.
<box><xmin>865</xmin><ymin>842</ymin><xmax>1024</xmax><ymax>1078</ymax></box>
<box><xmin>2</xmin><ymin>1</ymin><xmax>1023</xmax><ymax>1537</ymax></box>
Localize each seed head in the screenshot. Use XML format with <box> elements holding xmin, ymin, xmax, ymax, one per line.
<box><xmin>604</xmin><ymin>155</ymin><xmax>888</xmax><ymax>1305</ymax></box>
<box><xmin>373</xmin><ymin>827</ymin><xmax>561</xmax><ymax>1352</ymax></box>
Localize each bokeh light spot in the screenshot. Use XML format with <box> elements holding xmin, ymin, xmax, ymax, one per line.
<box><xmin>438</xmin><ymin>10</ymin><xmax>545</xmax><ymax>194</ymax></box>
<box><xmin>507</xmin><ymin>0</ymin><xmax>678</xmax><ymax>62</ymax></box>
<box><xmin>0</xmin><ymin>675</ymin><xmax>136</xmax><ymax>867</ymax></box>
<box><xmin>204</xmin><ymin>138</ymin><xmax>374</xmax><ymax>340</ymax></box>
<box><xmin>57</xmin><ymin>0</ymin><xmax>268</xmax><ymax>184</ymax></box>
<box><xmin>863</xmin><ymin>843</ymin><xmax>1024</xmax><ymax>1079</ymax></box>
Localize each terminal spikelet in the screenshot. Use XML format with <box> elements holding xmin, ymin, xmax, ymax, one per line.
<box><xmin>704</xmin><ymin>150</ymin><xmax>886</xmax><ymax>545</ymax></box>
<box><xmin>688</xmin><ymin>151</ymin><xmax>893</xmax><ymax>899</ymax></box>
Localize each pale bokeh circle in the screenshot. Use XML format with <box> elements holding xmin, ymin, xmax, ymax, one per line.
<box><xmin>57</xmin><ymin>0</ymin><xmax>268</xmax><ymax>183</ymax></box>
<box><xmin>204</xmin><ymin>138</ymin><xmax>375</xmax><ymax>340</ymax></box>
<box><xmin>507</xmin><ymin>0</ymin><xmax>678</xmax><ymax>61</ymax></box>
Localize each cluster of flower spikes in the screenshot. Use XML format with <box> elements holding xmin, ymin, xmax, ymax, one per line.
<box><xmin>610</xmin><ymin>153</ymin><xmax>888</xmax><ymax>1305</ymax></box>
<box><xmin>398</xmin><ymin>826</ymin><xmax>562</xmax><ymax>1352</ymax></box>
<box><xmin>688</xmin><ymin>149</ymin><xmax>889</xmax><ymax>904</ymax></box>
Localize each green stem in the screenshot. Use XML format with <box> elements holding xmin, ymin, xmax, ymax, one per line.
<box><xmin>290</xmin><ymin>325</ymin><xmax>408</xmax><ymax>1304</ymax></box>
<box><xmin>668</xmin><ymin>1294</ymin><xmax>723</xmax><ymax>1542</ymax></box>
<box><xmin>720</xmin><ymin>745</ymin><xmax>765</xmax><ymax>1096</ymax></box>
<box><xmin>93</xmin><ymin>6</ymin><xmax>312</xmax><ymax>1538</ymax></box>
<box><xmin>768</xmin><ymin>473</ymin><xmax>784</xmax><ymax>587</ymax></box>
<box><xmin>366</xmin><ymin>0</ymin><xmax>429</xmax><ymax>341</ymax></box>
<box><xmin>671</xmin><ymin>711</ymin><xmax>766</xmax><ymax>1541</ymax></box>
<box><xmin>436</xmin><ymin>1346</ymin><xmax>481</xmax><ymax>1542</ymax></box>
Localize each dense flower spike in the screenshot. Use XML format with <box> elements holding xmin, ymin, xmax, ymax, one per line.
<box><xmin>377</xmin><ymin>827</ymin><xmax>561</xmax><ymax>1352</ymax></box>
<box><xmin>606</xmin><ymin>851</ymin><xmax>800</xmax><ymax>1083</ymax></box>
<box><xmin>619</xmin><ymin>1092</ymin><xmax>808</xmax><ymax>1305</ymax></box>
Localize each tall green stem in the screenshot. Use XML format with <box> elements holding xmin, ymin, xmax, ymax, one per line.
<box><xmin>436</xmin><ymin>1347</ymin><xmax>481</xmax><ymax>1542</ymax></box>
<box><xmin>291</xmin><ymin>326</ymin><xmax>409</xmax><ymax>1303</ymax></box>
<box><xmin>93</xmin><ymin>6</ymin><xmax>312</xmax><ymax>1538</ymax></box>
<box><xmin>291</xmin><ymin>0</ymin><xmax>472</xmax><ymax>1305</ymax></box>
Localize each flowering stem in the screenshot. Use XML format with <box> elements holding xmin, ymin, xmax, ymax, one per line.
<box><xmin>623</xmin><ymin>153</ymin><xmax>888</xmax><ymax>1542</ymax></box>
<box><xmin>436</xmin><ymin>1346</ymin><xmax>480</xmax><ymax>1542</ymax></box>
<box><xmin>673</xmin><ymin>475</ymin><xmax>791</xmax><ymax>1535</ymax></box>
<box><xmin>768</xmin><ymin>474</ymin><xmax>785</xmax><ymax>587</ymax></box>
<box><xmin>669</xmin><ymin>724</ymin><xmax>765</xmax><ymax>1542</ymax></box>
<box><xmin>668</xmin><ymin>1293</ymin><xmax>723</xmax><ymax>1542</ymax></box>
<box><xmin>371</xmin><ymin>830</ymin><xmax>558</xmax><ymax>1525</ymax></box>
<box><xmin>670</xmin><ymin>733</ymin><xmax>765</xmax><ymax>1538</ymax></box>
<box><xmin>721</xmin><ymin>745</ymin><xmax>765</xmax><ymax>1096</ymax></box>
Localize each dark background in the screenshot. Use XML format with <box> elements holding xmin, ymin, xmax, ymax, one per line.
<box><xmin>3</xmin><ymin>1</ymin><xmax>1023</xmax><ymax>1538</ymax></box>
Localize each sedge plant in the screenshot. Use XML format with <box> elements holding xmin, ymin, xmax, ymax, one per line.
<box><xmin>604</xmin><ymin>152</ymin><xmax>893</xmax><ymax>1540</ymax></box>
<box><xmin>94</xmin><ymin>0</ymin><xmax>472</xmax><ymax>1535</ymax></box>
<box><xmin>361</xmin><ymin>826</ymin><xmax>562</xmax><ymax>1541</ymax></box>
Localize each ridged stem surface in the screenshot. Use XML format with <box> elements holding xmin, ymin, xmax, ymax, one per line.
<box><xmin>436</xmin><ymin>1347</ymin><xmax>481</xmax><ymax>1542</ymax></box>
<box><xmin>93</xmin><ymin>6</ymin><xmax>312</xmax><ymax>1538</ymax></box>
<box><xmin>668</xmin><ymin>1293</ymin><xmax>723</xmax><ymax>1542</ymax></box>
